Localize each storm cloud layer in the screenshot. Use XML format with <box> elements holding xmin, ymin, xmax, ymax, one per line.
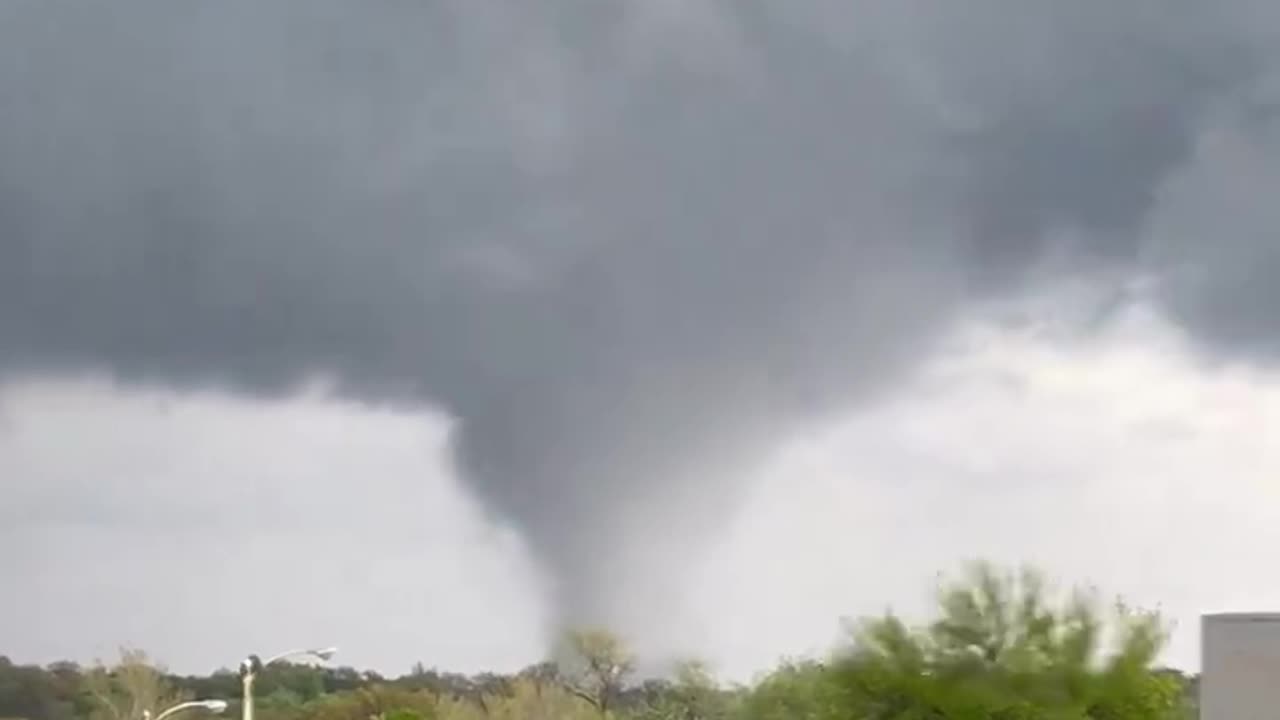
<box><xmin>2</xmin><ymin>1</ymin><xmax>1279</xmax><ymax>632</ymax></box>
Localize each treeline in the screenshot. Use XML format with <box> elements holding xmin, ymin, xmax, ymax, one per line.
<box><xmin>1</xmin><ymin>563</ymin><xmax>1200</xmax><ymax>720</ymax></box>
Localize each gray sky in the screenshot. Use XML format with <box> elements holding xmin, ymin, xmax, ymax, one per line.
<box><xmin>4</xmin><ymin>0</ymin><xmax>1280</xmax><ymax>678</ymax></box>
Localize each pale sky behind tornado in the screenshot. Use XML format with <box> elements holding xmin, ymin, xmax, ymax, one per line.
<box><xmin>5</xmin><ymin>0</ymin><xmax>1280</xmax><ymax>681</ymax></box>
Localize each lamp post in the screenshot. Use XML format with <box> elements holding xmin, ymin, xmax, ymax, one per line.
<box><xmin>238</xmin><ymin>648</ymin><xmax>337</xmax><ymax>720</ymax></box>
<box><xmin>143</xmin><ymin>700</ymin><xmax>229</xmax><ymax>720</ymax></box>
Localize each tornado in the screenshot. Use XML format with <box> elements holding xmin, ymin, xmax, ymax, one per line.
<box><xmin>0</xmin><ymin>0</ymin><xmax>1272</xmax><ymax>645</ymax></box>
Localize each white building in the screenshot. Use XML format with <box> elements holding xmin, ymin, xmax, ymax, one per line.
<box><xmin>1201</xmin><ymin>613</ymin><xmax>1280</xmax><ymax>719</ymax></box>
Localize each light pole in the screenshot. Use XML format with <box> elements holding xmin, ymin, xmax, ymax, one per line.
<box><xmin>143</xmin><ymin>700</ymin><xmax>229</xmax><ymax>720</ymax></box>
<box><xmin>238</xmin><ymin>648</ymin><xmax>336</xmax><ymax>720</ymax></box>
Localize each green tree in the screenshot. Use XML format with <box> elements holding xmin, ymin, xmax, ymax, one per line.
<box><xmin>0</xmin><ymin>565</ymin><xmax>1199</xmax><ymax>720</ymax></box>
<box><xmin>634</xmin><ymin>660</ymin><xmax>734</xmax><ymax>720</ymax></box>
<box><xmin>824</xmin><ymin>562</ymin><xmax>1188</xmax><ymax>720</ymax></box>
<box><xmin>304</xmin><ymin>685</ymin><xmax>437</xmax><ymax>720</ymax></box>
<box><xmin>737</xmin><ymin>661</ymin><xmax>837</xmax><ymax>720</ymax></box>
<box><xmin>0</xmin><ymin>657</ymin><xmax>82</xmax><ymax>720</ymax></box>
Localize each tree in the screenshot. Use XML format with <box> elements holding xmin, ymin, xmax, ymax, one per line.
<box><xmin>634</xmin><ymin>660</ymin><xmax>733</xmax><ymax>720</ymax></box>
<box><xmin>0</xmin><ymin>656</ymin><xmax>83</xmax><ymax>720</ymax></box>
<box><xmin>555</xmin><ymin>628</ymin><xmax>635</xmax><ymax>718</ymax></box>
<box><xmin>305</xmin><ymin>685</ymin><xmax>437</xmax><ymax>720</ymax></box>
<box><xmin>256</xmin><ymin>662</ymin><xmax>326</xmax><ymax>705</ymax></box>
<box><xmin>823</xmin><ymin>562</ymin><xmax>1189</xmax><ymax>720</ymax></box>
<box><xmin>480</xmin><ymin>677</ymin><xmax>598</xmax><ymax>720</ymax></box>
<box><xmin>0</xmin><ymin>562</ymin><xmax>1200</xmax><ymax>720</ymax></box>
<box><xmin>737</xmin><ymin>660</ymin><xmax>837</xmax><ymax>720</ymax></box>
<box><xmin>82</xmin><ymin>649</ymin><xmax>189</xmax><ymax>720</ymax></box>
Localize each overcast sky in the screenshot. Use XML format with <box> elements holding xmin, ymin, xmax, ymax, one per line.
<box><xmin>4</xmin><ymin>0</ymin><xmax>1280</xmax><ymax>681</ymax></box>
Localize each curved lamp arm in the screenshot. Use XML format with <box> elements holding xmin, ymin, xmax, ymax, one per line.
<box><xmin>152</xmin><ymin>700</ymin><xmax>228</xmax><ymax>720</ymax></box>
<box><xmin>261</xmin><ymin>648</ymin><xmax>338</xmax><ymax>668</ymax></box>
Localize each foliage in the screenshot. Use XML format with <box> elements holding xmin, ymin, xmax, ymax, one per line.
<box><xmin>555</xmin><ymin>628</ymin><xmax>636</xmax><ymax>717</ymax></box>
<box><xmin>824</xmin><ymin>562</ymin><xmax>1187</xmax><ymax>720</ymax></box>
<box><xmin>0</xmin><ymin>563</ymin><xmax>1197</xmax><ymax>720</ymax></box>
<box><xmin>736</xmin><ymin>661</ymin><xmax>837</xmax><ymax>720</ymax></box>
<box><xmin>632</xmin><ymin>660</ymin><xmax>736</xmax><ymax>720</ymax></box>
<box><xmin>82</xmin><ymin>650</ymin><xmax>189</xmax><ymax>720</ymax></box>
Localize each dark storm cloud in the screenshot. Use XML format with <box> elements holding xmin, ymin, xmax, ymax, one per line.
<box><xmin>0</xmin><ymin>0</ymin><xmax>1271</xmax><ymax>629</ymax></box>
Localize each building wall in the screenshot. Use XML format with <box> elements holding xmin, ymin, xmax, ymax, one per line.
<box><xmin>1201</xmin><ymin>613</ymin><xmax>1280</xmax><ymax>720</ymax></box>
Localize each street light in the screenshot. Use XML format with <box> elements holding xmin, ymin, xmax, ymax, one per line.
<box><xmin>238</xmin><ymin>648</ymin><xmax>336</xmax><ymax>720</ymax></box>
<box><xmin>143</xmin><ymin>700</ymin><xmax>229</xmax><ymax>720</ymax></box>
<box><xmin>260</xmin><ymin>647</ymin><xmax>338</xmax><ymax>667</ymax></box>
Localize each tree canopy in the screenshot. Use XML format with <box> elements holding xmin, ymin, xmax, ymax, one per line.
<box><xmin>819</xmin><ymin>563</ymin><xmax>1189</xmax><ymax>720</ymax></box>
<box><xmin>0</xmin><ymin>562</ymin><xmax>1196</xmax><ymax>720</ymax></box>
